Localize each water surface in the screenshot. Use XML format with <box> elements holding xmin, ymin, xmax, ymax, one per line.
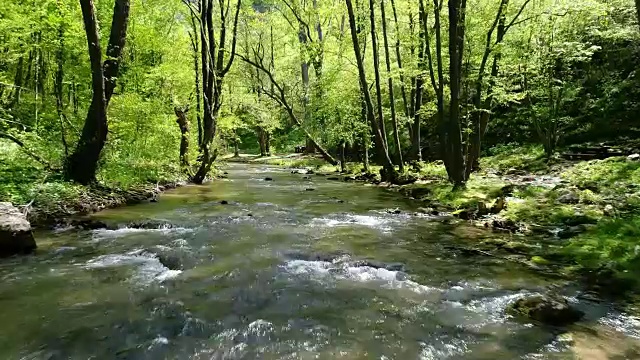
<box><xmin>1</xmin><ymin>164</ymin><xmax>639</xmax><ymax>359</ymax></box>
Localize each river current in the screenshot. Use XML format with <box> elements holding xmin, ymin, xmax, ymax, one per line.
<box><xmin>1</xmin><ymin>164</ymin><xmax>639</xmax><ymax>359</ymax></box>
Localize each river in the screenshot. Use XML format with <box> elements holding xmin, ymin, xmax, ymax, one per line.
<box><xmin>1</xmin><ymin>164</ymin><xmax>639</xmax><ymax>359</ymax></box>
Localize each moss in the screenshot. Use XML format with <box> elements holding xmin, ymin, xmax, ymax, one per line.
<box><xmin>531</xmin><ymin>256</ymin><xmax>551</xmax><ymax>265</ymax></box>
<box><xmin>503</xmin><ymin>241</ymin><xmax>537</xmax><ymax>254</ymax></box>
<box><xmin>481</xmin><ymin>144</ymin><xmax>550</xmax><ymax>174</ymax></box>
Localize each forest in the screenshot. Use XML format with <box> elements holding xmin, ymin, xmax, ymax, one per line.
<box><xmin>0</xmin><ymin>0</ymin><xmax>636</xmax><ymax>185</ymax></box>
<box><xmin>3</xmin><ymin>0</ymin><xmax>640</xmax><ymax>356</ymax></box>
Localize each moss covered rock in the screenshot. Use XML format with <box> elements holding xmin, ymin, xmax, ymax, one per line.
<box><xmin>507</xmin><ymin>294</ymin><xmax>583</xmax><ymax>326</ymax></box>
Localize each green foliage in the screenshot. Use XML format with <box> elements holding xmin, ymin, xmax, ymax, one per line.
<box><xmin>562</xmin><ymin>216</ymin><xmax>640</xmax><ymax>290</ymax></box>
<box><xmin>481</xmin><ymin>144</ymin><xmax>548</xmax><ymax>173</ymax></box>
<box><xmin>561</xmin><ymin>157</ymin><xmax>640</xmax><ymax>196</ymax></box>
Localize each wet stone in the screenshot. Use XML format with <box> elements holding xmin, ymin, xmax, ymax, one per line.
<box><xmin>507</xmin><ymin>294</ymin><xmax>584</xmax><ymax>326</ymax></box>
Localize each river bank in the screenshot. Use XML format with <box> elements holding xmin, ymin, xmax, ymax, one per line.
<box><xmin>233</xmin><ymin>146</ymin><xmax>640</xmax><ymax>297</ymax></box>
<box><xmin>26</xmin><ymin>180</ymin><xmax>186</xmax><ymax>228</ymax></box>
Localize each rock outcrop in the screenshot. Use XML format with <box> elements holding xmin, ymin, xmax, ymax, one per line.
<box><xmin>0</xmin><ymin>202</ymin><xmax>37</xmax><ymax>257</ymax></box>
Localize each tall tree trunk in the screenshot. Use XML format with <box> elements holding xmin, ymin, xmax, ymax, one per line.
<box><xmin>390</xmin><ymin>0</ymin><xmax>410</xmax><ymax>121</ymax></box>
<box><xmin>258</xmin><ymin>127</ymin><xmax>267</xmax><ymax>156</ymax></box>
<box><xmin>189</xmin><ymin>13</ymin><xmax>203</xmax><ymax>147</ymax></box>
<box><xmin>55</xmin><ymin>19</ymin><xmax>69</xmax><ymax>157</ymax></box>
<box><xmin>65</xmin><ymin>0</ymin><xmax>130</xmax><ymax>185</ymax></box>
<box><xmin>446</xmin><ymin>0</ymin><xmax>467</xmax><ymax>186</ymax></box>
<box><xmin>381</xmin><ymin>0</ymin><xmax>403</xmax><ymax>171</ymax></box>
<box><xmin>369</xmin><ymin>0</ymin><xmax>389</xmax><ymax>153</ymax></box>
<box><xmin>426</xmin><ymin>0</ymin><xmax>447</xmax><ymax>175</ymax></box>
<box><xmin>192</xmin><ymin>0</ymin><xmax>242</xmax><ymax>184</ymax></box>
<box><xmin>340</xmin><ymin>140</ymin><xmax>346</xmax><ymax>173</ymax></box>
<box><xmin>635</xmin><ymin>0</ymin><xmax>640</xmax><ymax>30</ymax></box>
<box><xmin>174</xmin><ymin>105</ymin><xmax>191</xmax><ymax>172</ymax></box>
<box><xmin>411</xmin><ymin>2</ymin><xmax>428</xmax><ymax>162</ymax></box>
<box><xmin>346</xmin><ymin>0</ymin><xmax>397</xmax><ymax>181</ymax></box>
<box><xmin>10</xmin><ymin>55</ymin><xmax>23</xmax><ymax>108</ymax></box>
<box><xmin>66</xmin><ymin>0</ymin><xmax>108</xmax><ymax>184</ymax></box>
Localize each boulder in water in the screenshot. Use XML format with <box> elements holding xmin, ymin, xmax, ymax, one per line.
<box><xmin>156</xmin><ymin>253</ymin><xmax>183</xmax><ymax>270</ymax></box>
<box><xmin>507</xmin><ymin>294</ymin><xmax>584</xmax><ymax>326</ymax></box>
<box><xmin>0</xmin><ymin>202</ymin><xmax>37</xmax><ymax>257</ymax></box>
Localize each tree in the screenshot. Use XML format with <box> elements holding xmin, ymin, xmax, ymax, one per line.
<box><xmin>65</xmin><ymin>0</ymin><xmax>130</xmax><ymax>184</ymax></box>
<box><xmin>345</xmin><ymin>0</ymin><xmax>397</xmax><ymax>181</ymax></box>
<box><xmin>188</xmin><ymin>0</ymin><xmax>242</xmax><ymax>184</ymax></box>
<box><xmin>445</xmin><ymin>0</ymin><xmax>467</xmax><ymax>186</ymax></box>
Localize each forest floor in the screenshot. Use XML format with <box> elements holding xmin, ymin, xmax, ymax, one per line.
<box><xmin>232</xmin><ymin>145</ymin><xmax>640</xmax><ymax>298</ymax></box>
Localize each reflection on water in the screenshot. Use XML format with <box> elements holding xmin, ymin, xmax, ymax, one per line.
<box><xmin>0</xmin><ymin>163</ymin><xmax>639</xmax><ymax>359</ymax></box>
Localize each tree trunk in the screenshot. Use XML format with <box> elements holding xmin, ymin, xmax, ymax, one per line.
<box><xmin>65</xmin><ymin>0</ymin><xmax>109</xmax><ymax>184</ymax></box>
<box><xmin>466</xmin><ymin>0</ymin><xmax>509</xmax><ymax>175</ymax></box>
<box><xmin>9</xmin><ymin>55</ymin><xmax>23</xmax><ymax>108</ymax></box>
<box><xmin>446</xmin><ymin>0</ymin><xmax>467</xmax><ymax>187</ymax></box>
<box><xmin>635</xmin><ymin>0</ymin><xmax>640</xmax><ymax>30</ymax></box>
<box><xmin>258</xmin><ymin>127</ymin><xmax>267</xmax><ymax>156</ymax></box>
<box><xmin>65</xmin><ymin>0</ymin><xmax>130</xmax><ymax>184</ymax></box>
<box><xmin>189</xmin><ymin>14</ymin><xmax>203</xmax><ymax>147</ymax></box>
<box><xmin>380</xmin><ymin>0</ymin><xmax>403</xmax><ymax>171</ymax></box>
<box><xmin>340</xmin><ymin>140</ymin><xmax>346</xmax><ymax>173</ymax></box>
<box><xmin>346</xmin><ymin>0</ymin><xmax>397</xmax><ymax>181</ymax></box>
<box><xmin>390</xmin><ymin>0</ymin><xmax>410</xmax><ymax>121</ymax></box>
<box><xmin>55</xmin><ymin>20</ymin><xmax>68</xmax><ymax>157</ymax></box>
<box><xmin>369</xmin><ymin>0</ymin><xmax>388</xmax><ymax>152</ymax></box>
<box><xmin>192</xmin><ymin>0</ymin><xmax>241</xmax><ymax>184</ymax></box>
<box><xmin>174</xmin><ymin>105</ymin><xmax>191</xmax><ymax>171</ymax></box>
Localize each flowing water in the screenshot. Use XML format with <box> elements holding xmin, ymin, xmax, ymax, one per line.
<box><xmin>1</xmin><ymin>164</ymin><xmax>640</xmax><ymax>359</ymax></box>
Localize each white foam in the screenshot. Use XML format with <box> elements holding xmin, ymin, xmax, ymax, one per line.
<box><xmin>91</xmin><ymin>226</ymin><xmax>194</xmax><ymax>241</ymax></box>
<box><xmin>310</xmin><ymin>214</ymin><xmax>394</xmax><ymax>232</ymax></box>
<box><xmin>84</xmin><ymin>250</ymin><xmax>182</xmax><ymax>284</ymax></box>
<box><xmin>283</xmin><ymin>260</ymin><xmax>435</xmax><ymax>294</ymax></box>
<box><xmin>598</xmin><ymin>312</ymin><xmax>640</xmax><ymax>339</ymax></box>
<box><xmin>146</xmin><ymin>335</ymin><xmax>170</xmax><ymax>350</ymax></box>
<box><xmin>419</xmin><ymin>338</ymin><xmax>469</xmax><ymax>359</ymax></box>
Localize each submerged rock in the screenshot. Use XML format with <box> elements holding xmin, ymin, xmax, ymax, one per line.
<box><xmin>69</xmin><ymin>218</ymin><xmax>109</xmax><ymax>230</ymax></box>
<box><xmin>125</xmin><ymin>220</ymin><xmax>174</xmax><ymax>229</ymax></box>
<box><xmin>507</xmin><ymin>294</ymin><xmax>584</xmax><ymax>326</ymax></box>
<box><xmin>350</xmin><ymin>260</ymin><xmax>406</xmax><ymax>272</ymax></box>
<box><xmin>0</xmin><ymin>202</ymin><xmax>37</xmax><ymax>257</ymax></box>
<box><xmin>558</xmin><ymin>224</ymin><xmax>591</xmax><ymax>239</ymax></box>
<box><xmin>327</xmin><ymin>177</ymin><xmax>340</xmax><ymax>181</ymax></box>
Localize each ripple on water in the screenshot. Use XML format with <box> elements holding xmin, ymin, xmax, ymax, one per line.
<box><xmin>283</xmin><ymin>259</ymin><xmax>437</xmax><ymax>294</ymax></box>
<box><xmin>84</xmin><ymin>250</ymin><xmax>182</xmax><ymax>284</ymax></box>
